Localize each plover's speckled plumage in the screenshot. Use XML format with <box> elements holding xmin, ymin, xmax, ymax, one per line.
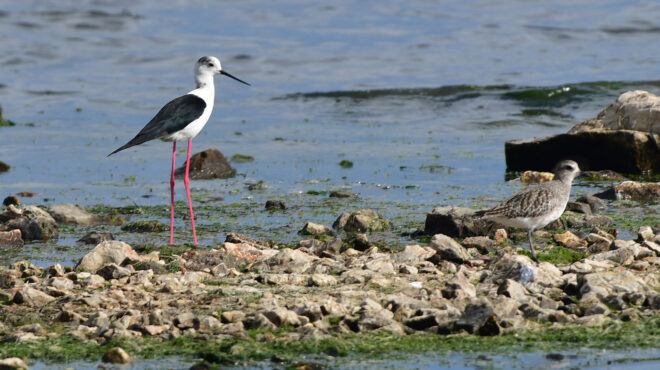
<box><xmin>475</xmin><ymin>160</ymin><xmax>581</xmax><ymax>262</ymax></box>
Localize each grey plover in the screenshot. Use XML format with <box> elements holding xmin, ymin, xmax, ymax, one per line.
<box><xmin>108</xmin><ymin>56</ymin><xmax>250</xmax><ymax>245</ymax></box>
<box><xmin>474</xmin><ymin>160</ymin><xmax>581</xmax><ymax>262</ymax></box>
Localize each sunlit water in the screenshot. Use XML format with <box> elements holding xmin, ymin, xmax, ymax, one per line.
<box><xmin>1</xmin><ymin>0</ymin><xmax>659</xmax><ymax>367</ymax></box>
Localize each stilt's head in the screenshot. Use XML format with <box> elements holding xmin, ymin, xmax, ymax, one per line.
<box><xmin>195</xmin><ymin>56</ymin><xmax>250</xmax><ymax>87</ymax></box>
<box><xmin>552</xmin><ymin>160</ymin><xmax>580</xmax><ymax>184</ymax></box>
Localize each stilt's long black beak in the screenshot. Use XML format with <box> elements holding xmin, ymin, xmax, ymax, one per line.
<box><xmin>221</xmin><ymin>70</ymin><xmax>250</xmax><ymax>86</ymax></box>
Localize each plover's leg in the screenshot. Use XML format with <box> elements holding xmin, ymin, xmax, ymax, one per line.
<box><xmin>169</xmin><ymin>142</ymin><xmax>176</xmax><ymax>245</ymax></box>
<box><xmin>184</xmin><ymin>139</ymin><xmax>198</xmax><ymax>245</ymax></box>
<box><xmin>527</xmin><ymin>229</ymin><xmax>539</xmax><ymax>263</ymax></box>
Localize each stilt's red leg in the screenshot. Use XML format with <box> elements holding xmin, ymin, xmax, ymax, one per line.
<box><xmin>185</xmin><ymin>139</ymin><xmax>198</xmax><ymax>245</ymax></box>
<box><xmin>169</xmin><ymin>142</ymin><xmax>176</xmax><ymax>245</ymax></box>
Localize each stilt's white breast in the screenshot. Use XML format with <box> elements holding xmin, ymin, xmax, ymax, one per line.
<box><xmin>162</xmin><ymin>83</ymin><xmax>215</xmax><ymax>142</ymax></box>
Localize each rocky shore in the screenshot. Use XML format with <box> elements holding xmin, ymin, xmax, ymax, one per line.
<box><xmin>505</xmin><ymin>90</ymin><xmax>660</xmax><ymax>173</ymax></box>
<box><xmin>1</xmin><ymin>199</ymin><xmax>659</xmax><ymax>367</ymax></box>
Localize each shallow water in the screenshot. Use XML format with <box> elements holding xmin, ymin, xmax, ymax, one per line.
<box><xmin>29</xmin><ymin>347</ymin><xmax>660</xmax><ymax>369</ymax></box>
<box><xmin>0</xmin><ymin>1</ymin><xmax>659</xmax><ymax>365</ymax></box>
<box><xmin>1</xmin><ymin>1</ymin><xmax>659</xmax><ymax>261</ymax></box>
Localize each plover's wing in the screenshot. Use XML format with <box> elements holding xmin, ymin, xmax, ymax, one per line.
<box><xmin>109</xmin><ymin>94</ymin><xmax>206</xmax><ymax>155</ymax></box>
<box><xmin>476</xmin><ymin>185</ymin><xmax>559</xmax><ymax>219</ymax></box>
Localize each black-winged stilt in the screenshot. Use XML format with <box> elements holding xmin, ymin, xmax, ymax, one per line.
<box><xmin>108</xmin><ymin>56</ymin><xmax>250</xmax><ymax>245</ymax></box>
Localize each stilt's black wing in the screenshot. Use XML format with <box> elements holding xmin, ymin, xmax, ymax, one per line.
<box><xmin>108</xmin><ymin>94</ymin><xmax>206</xmax><ymax>156</ymax></box>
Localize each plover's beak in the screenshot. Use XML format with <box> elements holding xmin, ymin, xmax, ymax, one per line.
<box><xmin>221</xmin><ymin>70</ymin><xmax>250</xmax><ymax>86</ymax></box>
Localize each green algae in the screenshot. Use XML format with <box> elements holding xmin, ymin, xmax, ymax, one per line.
<box><xmin>0</xmin><ymin>106</ymin><xmax>16</xmax><ymax>127</ymax></box>
<box><xmin>521</xmin><ymin>246</ymin><xmax>588</xmax><ymax>265</ymax></box>
<box><xmin>121</xmin><ymin>220</ymin><xmax>168</xmax><ymax>233</ymax></box>
<box><xmin>607</xmin><ymin>212</ymin><xmax>659</xmax><ymax>232</ymax></box>
<box><xmin>339</xmin><ymin>160</ymin><xmax>354</xmax><ymax>168</ymax></box>
<box><xmin>2</xmin><ymin>317</ymin><xmax>658</xmax><ymax>366</ymax></box>
<box><xmin>230</xmin><ymin>154</ymin><xmax>254</xmax><ymax>163</ymax></box>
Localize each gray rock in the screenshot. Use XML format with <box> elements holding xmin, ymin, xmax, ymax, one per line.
<box><xmin>332</xmin><ymin>212</ymin><xmax>350</xmax><ymax>230</ymax></box>
<box><xmin>263</xmin><ymin>248</ymin><xmax>314</xmax><ymax>273</ymax></box>
<box><xmin>646</xmin><ymin>293</ymin><xmax>660</xmax><ymax>309</ymax></box>
<box><xmin>0</xmin><ymin>229</ymin><xmax>23</xmax><ymax>248</ymax></box>
<box><xmin>399</xmin><ymin>265</ymin><xmax>418</xmax><ymax>274</ymax></box>
<box><xmin>85</xmin><ymin>311</ymin><xmax>110</xmax><ymax>329</ymax></box>
<box><xmin>221</xmin><ymin>310</ymin><xmax>246</xmax><ymax>323</ymax></box>
<box><xmin>507</xmin><ymin>91</ymin><xmax>660</xmax><ymax>173</ymax></box>
<box><xmin>335</xmin><ymin>209</ymin><xmax>391</xmax><ymax>233</ymax></box>
<box><xmin>497</xmin><ymin>279</ymin><xmax>529</xmax><ymax>302</ymax></box>
<box><xmin>96</xmin><ymin>263</ymin><xmax>132</xmax><ymax>280</ymax></box>
<box><xmin>194</xmin><ymin>315</ymin><xmax>222</xmax><ymax>332</ymax></box>
<box><xmin>77</xmin><ymin>231</ymin><xmax>114</xmax><ymax>245</ymax></box>
<box><xmin>424</xmin><ymin>206</ymin><xmax>479</xmax><ymax>237</ymax></box>
<box><xmin>80</xmin><ymin>274</ymin><xmax>107</xmax><ymax>289</ymax></box>
<box><xmin>56</xmin><ymin>310</ymin><xmax>85</xmax><ymax>323</ymax></box>
<box><xmin>320</xmin><ymin>299</ymin><xmax>348</xmax><ymax>317</ymax></box>
<box><xmin>18</xmin><ymin>324</ymin><xmax>45</xmax><ymax>335</ymax></box>
<box><xmin>13</xmin><ymin>287</ymin><xmax>55</xmax><ymax>306</ymax></box>
<box><xmin>76</xmin><ymin>241</ymin><xmax>139</xmax><ymax>271</ymax></box>
<box><xmin>102</xmin><ymin>347</ymin><xmax>131</xmax><ymax>364</ymax></box>
<box><xmin>364</xmin><ymin>258</ymin><xmax>395</xmax><ymax>274</ymax></box>
<box><xmin>262</xmin><ymin>308</ymin><xmax>302</xmax><ymax>327</ymax></box>
<box><xmin>566</xmin><ymin>201</ymin><xmax>593</xmax><ymax>215</ymax></box>
<box><xmin>309</xmin><ymin>274</ymin><xmax>337</xmax><ymax>287</ymax></box>
<box><xmin>642</xmin><ymin>240</ymin><xmax>660</xmax><ymax>256</ymax></box>
<box><xmin>638</xmin><ymin>226</ymin><xmax>655</xmax><ymax>241</ymax></box>
<box><xmin>578</xmin><ymin>295</ymin><xmax>610</xmax><ymax>316</ymax></box>
<box><xmin>392</xmin><ymin>244</ymin><xmax>436</xmax><ymax>264</ymax></box>
<box><xmin>44</xmin><ymin>263</ymin><xmax>65</xmax><ymax>277</ymax></box>
<box><xmin>314</xmin><ymin>238</ymin><xmax>343</xmax><ymax>256</ymax></box>
<box><xmin>594</xmin><ymin>181</ymin><xmax>660</xmax><ymax>201</ymax></box>
<box><xmin>1</xmin><ymin>205</ymin><xmax>58</xmax><ymax>241</ymax></box>
<box><xmin>571</xmin><ymin>90</ymin><xmax>660</xmax><ymax>134</ymax></box>
<box><xmin>490</xmin><ymin>296</ymin><xmax>522</xmax><ymax>320</ymax></box>
<box><xmin>49</xmin><ymin>203</ymin><xmax>99</xmax><ymax>225</ymax></box>
<box><xmin>355</xmin><ymin>298</ymin><xmax>402</xmax><ymax>333</ymax></box>
<box><xmin>348</xmin><ymin>233</ymin><xmax>372</xmax><ymax>251</ymax></box>
<box><xmin>299</xmin><ymin>222</ymin><xmax>333</xmax><ymax>236</ymax></box>
<box><xmin>48</xmin><ymin>276</ymin><xmax>74</xmax><ymax>291</ymax></box>
<box><xmin>429</xmin><ymin>234</ymin><xmax>470</xmax><ymax>264</ymax></box>
<box><xmin>225</xmin><ymin>232</ymin><xmax>272</xmax><ymax>250</ymax></box>
<box><xmin>519</xmin><ymin>302</ymin><xmax>567</xmax><ymax>322</ymax></box>
<box><xmin>454</xmin><ymin>298</ymin><xmax>499</xmax><ymax>335</ymax></box>
<box><xmin>141</xmin><ymin>324</ymin><xmax>170</xmax><ymax>336</ymax></box>
<box><xmin>265</xmin><ymin>200</ymin><xmax>286</xmax><ymax>210</ymax></box>
<box><xmin>441</xmin><ymin>270</ymin><xmax>476</xmax><ymax>299</ymax></box>
<box><xmin>578</xmin><ymin>270</ymin><xmax>651</xmax><ymax>305</ymax></box>
<box><xmin>174</xmin><ymin>148</ymin><xmax>235</xmax><ymax>179</ymax></box>
<box><xmin>295</xmin><ymin>302</ymin><xmax>323</xmax><ymax>322</ymax></box>
<box><xmin>405</xmin><ymin>314</ymin><xmax>441</xmax><ymax>331</ymax></box>
<box><xmin>329</xmin><ymin>191</ymin><xmax>357</xmax><ymax>198</ymax></box>
<box><xmin>0</xmin><ymin>357</ymin><xmax>28</xmax><ymax>369</ymax></box>
<box><xmin>576</xmin><ymin>195</ymin><xmax>606</xmax><ymax>214</ymax></box>
<box><xmin>174</xmin><ymin>312</ymin><xmax>196</xmax><ymax>329</ymax></box>
<box><xmin>507</xmin><ymin>129</ymin><xmax>660</xmax><ymax>173</ymax></box>
<box><xmin>585</xmin><ymin>215</ymin><xmax>614</xmax><ymax>227</ymax></box>
<box><xmin>588</xmin><ymin>242</ymin><xmax>653</xmax><ymax>265</ymax></box>
<box><xmin>461</xmin><ymin>236</ymin><xmax>493</xmax><ymax>254</ymax></box>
